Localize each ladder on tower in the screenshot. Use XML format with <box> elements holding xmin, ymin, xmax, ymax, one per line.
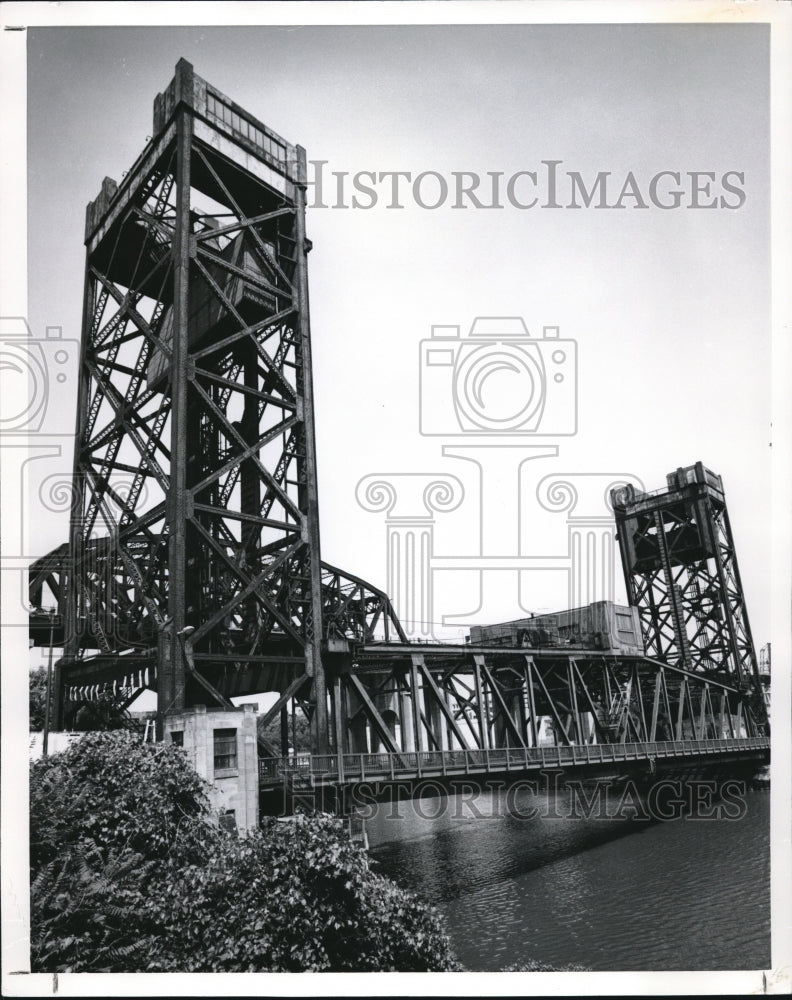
<box><xmin>654</xmin><ymin>510</ymin><xmax>693</xmax><ymax>668</ymax></box>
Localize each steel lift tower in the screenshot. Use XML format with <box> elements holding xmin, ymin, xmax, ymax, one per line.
<box><xmin>611</xmin><ymin>463</ymin><xmax>767</xmax><ymax>730</ymax></box>
<box><xmin>60</xmin><ymin>59</ymin><xmax>330</xmax><ymax>746</ymax></box>
<box><xmin>36</xmin><ymin>62</ymin><xmax>767</xmax><ymax>796</ymax></box>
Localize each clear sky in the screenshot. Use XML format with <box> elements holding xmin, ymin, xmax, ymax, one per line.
<box><xmin>24</xmin><ymin>22</ymin><xmax>772</xmax><ymax>646</ymax></box>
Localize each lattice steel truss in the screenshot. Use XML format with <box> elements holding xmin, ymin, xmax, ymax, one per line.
<box><xmin>328</xmin><ymin>645</ymin><xmax>761</xmax><ymax>758</ymax></box>
<box><xmin>611</xmin><ymin>462</ymin><xmax>766</xmax><ymax>729</ymax></box>
<box><xmin>56</xmin><ymin>59</ymin><xmax>374</xmax><ymax>748</ymax></box>
<box><xmin>37</xmin><ymin>62</ymin><xmax>767</xmax><ymax>767</ymax></box>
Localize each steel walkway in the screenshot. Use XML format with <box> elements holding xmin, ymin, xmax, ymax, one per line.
<box><xmin>260</xmin><ymin>736</ymin><xmax>769</xmax><ymax>789</ymax></box>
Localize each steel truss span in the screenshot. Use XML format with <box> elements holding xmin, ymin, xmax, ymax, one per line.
<box><xmin>323</xmin><ymin>647</ymin><xmax>766</xmax><ymax>765</ymax></box>
<box><xmin>32</xmin><ymin>60</ymin><xmax>767</xmax><ymax>778</ymax></box>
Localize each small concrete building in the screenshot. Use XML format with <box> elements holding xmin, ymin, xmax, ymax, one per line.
<box><xmin>163</xmin><ymin>704</ymin><xmax>259</xmax><ymax>832</ymax></box>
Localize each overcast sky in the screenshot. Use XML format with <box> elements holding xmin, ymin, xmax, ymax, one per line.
<box><xmin>24</xmin><ymin>23</ymin><xmax>772</xmax><ymax>646</ymax></box>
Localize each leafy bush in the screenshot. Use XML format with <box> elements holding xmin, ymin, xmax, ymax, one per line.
<box><xmin>148</xmin><ymin>814</ymin><xmax>459</xmax><ymax>972</ymax></box>
<box><xmin>30</xmin><ymin>731</ymin><xmax>211</xmax><ymax>871</ymax></box>
<box><xmin>30</xmin><ymin>732</ymin><xmax>459</xmax><ymax>973</ymax></box>
<box><xmin>31</xmin><ymin>840</ymin><xmax>158</xmax><ymax>973</ymax></box>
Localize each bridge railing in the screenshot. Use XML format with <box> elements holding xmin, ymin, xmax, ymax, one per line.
<box><xmin>258</xmin><ymin>737</ymin><xmax>769</xmax><ymax>785</ymax></box>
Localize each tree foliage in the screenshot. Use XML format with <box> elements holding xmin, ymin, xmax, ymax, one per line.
<box><xmin>29</xmin><ymin>666</ymin><xmax>49</xmax><ymax>732</ymax></box>
<box><xmin>147</xmin><ymin>813</ymin><xmax>459</xmax><ymax>972</ymax></box>
<box><xmin>30</xmin><ymin>731</ymin><xmax>459</xmax><ymax>973</ymax></box>
<box><xmin>31</xmin><ymin>840</ymin><xmax>158</xmax><ymax>973</ymax></box>
<box><xmin>30</xmin><ymin>731</ymin><xmax>210</xmax><ymax>870</ymax></box>
<box><xmin>258</xmin><ymin>708</ymin><xmax>312</xmax><ymax>753</ymax></box>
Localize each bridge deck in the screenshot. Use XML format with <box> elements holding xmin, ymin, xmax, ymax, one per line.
<box><xmin>260</xmin><ymin>736</ymin><xmax>769</xmax><ymax>788</ymax></box>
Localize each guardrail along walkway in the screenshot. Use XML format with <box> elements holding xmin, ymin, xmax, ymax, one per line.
<box><xmin>260</xmin><ymin>736</ymin><xmax>769</xmax><ymax>786</ymax></box>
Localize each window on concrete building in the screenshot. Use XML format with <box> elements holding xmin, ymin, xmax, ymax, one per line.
<box><xmin>170</xmin><ymin>730</ymin><xmax>184</xmax><ymax>747</ymax></box>
<box><xmin>213</xmin><ymin>728</ymin><xmax>238</xmax><ymax>771</ymax></box>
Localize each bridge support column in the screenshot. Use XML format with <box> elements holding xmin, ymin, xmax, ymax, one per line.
<box><xmin>472</xmin><ymin>656</ymin><xmax>491</xmax><ymax>750</ymax></box>
<box><xmin>280</xmin><ymin>705</ymin><xmax>289</xmax><ymax>755</ymax></box>
<box><xmin>330</xmin><ymin>675</ymin><xmax>347</xmax><ymax>757</ymax></box>
<box><xmin>161</xmin><ymin>99</ymin><xmax>193</xmax><ymax>734</ymax></box>
<box><xmin>348</xmin><ymin>690</ymin><xmax>369</xmax><ymax>754</ymax></box>
<box><xmin>398</xmin><ymin>683</ymin><xmax>415</xmax><ymax>752</ymax></box>
<box><xmin>409</xmin><ymin>655</ymin><xmax>426</xmax><ymax>752</ymax></box>
<box><xmin>426</xmin><ymin>696</ymin><xmax>447</xmax><ymax>752</ymax></box>
<box><xmin>370</xmin><ymin>684</ymin><xmax>398</xmax><ymax>752</ymax></box>
<box><xmin>494</xmin><ymin>685</ymin><xmax>525</xmax><ymax>749</ymax></box>
<box><xmin>349</xmin><ymin>716</ymin><xmax>368</xmax><ymax>754</ymax></box>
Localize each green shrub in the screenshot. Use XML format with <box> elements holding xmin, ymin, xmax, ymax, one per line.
<box><xmin>148</xmin><ymin>814</ymin><xmax>459</xmax><ymax>972</ymax></box>
<box><xmin>30</xmin><ymin>731</ymin><xmax>212</xmax><ymax>871</ymax></box>
<box><xmin>30</xmin><ymin>732</ymin><xmax>459</xmax><ymax>973</ymax></box>
<box><xmin>31</xmin><ymin>840</ymin><xmax>158</xmax><ymax>973</ymax></box>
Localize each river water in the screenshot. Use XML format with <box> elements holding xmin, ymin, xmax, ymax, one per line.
<box><xmin>367</xmin><ymin>785</ymin><xmax>770</xmax><ymax>971</ymax></box>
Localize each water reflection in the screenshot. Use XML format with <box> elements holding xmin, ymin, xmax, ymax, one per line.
<box><xmin>369</xmin><ymin>789</ymin><xmax>770</xmax><ymax>971</ymax></box>
<box><xmin>368</xmin><ymin>786</ymin><xmax>648</xmax><ymax>901</ymax></box>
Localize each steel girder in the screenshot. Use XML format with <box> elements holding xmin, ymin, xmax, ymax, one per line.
<box><xmin>32</xmin><ymin>541</ymin><xmax>405</xmax><ymax>711</ymax></box>
<box><xmin>326</xmin><ymin>647</ymin><xmax>762</xmax><ymax>759</ymax></box>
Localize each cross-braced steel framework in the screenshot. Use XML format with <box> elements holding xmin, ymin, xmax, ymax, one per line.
<box><xmin>322</xmin><ymin>643</ymin><xmax>760</xmax><ymax>758</ymax></box>
<box><xmin>35</xmin><ymin>61</ymin><xmax>767</xmax><ymax>778</ymax></box>
<box><xmin>259</xmin><ymin>641</ymin><xmax>767</xmax><ymax>814</ymax></box>
<box><xmin>55</xmin><ymin>59</ymin><xmax>407</xmax><ymax>749</ymax></box>
<box><xmin>611</xmin><ymin>463</ymin><xmax>766</xmax><ymax>729</ymax></box>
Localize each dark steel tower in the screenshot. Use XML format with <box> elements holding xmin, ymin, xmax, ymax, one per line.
<box><xmin>611</xmin><ymin>463</ymin><xmax>764</xmax><ymax>716</ymax></box>
<box><xmin>61</xmin><ymin>59</ymin><xmax>328</xmax><ymax>746</ymax></box>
